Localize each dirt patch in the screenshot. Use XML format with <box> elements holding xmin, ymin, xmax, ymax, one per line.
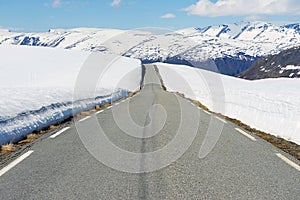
<box><xmin>95</xmin><ymin>105</ymin><xmax>101</xmax><ymax>110</ymax></box>
<box><xmin>17</xmin><ymin>134</ymin><xmax>41</xmax><ymax>145</ymax></box>
<box><xmin>128</xmin><ymin>92</ymin><xmax>134</xmax><ymax>97</ymax></box>
<box><xmin>0</xmin><ymin>144</ymin><xmax>16</xmax><ymax>156</ymax></box>
<box><xmin>49</xmin><ymin>125</ymin><xmax>59</xmax><ymax>130</ymax></box>
<box><xmin>192</xmin><ymin>100</ymin><xmax>210</xmax><ymax>111</ymax></box>
<box><xmin>102</xmin><ymin>103</ymin><xmax>112</xmax><ymax>108</ymax></box>
<box><xmin>80</xmin><ymin>111</ymin><xmax>91</xmax><ymax>116</ymax></box>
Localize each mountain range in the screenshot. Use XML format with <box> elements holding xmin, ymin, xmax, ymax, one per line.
<box><xmin>1</xmin><ymin>21</ymin><xmax>300</xmax><ymax>76</ymax></box>
<box><xmin>238</xmin><ymin>46</ymin><xmax>300</xmax><ymax>80</ymax></box>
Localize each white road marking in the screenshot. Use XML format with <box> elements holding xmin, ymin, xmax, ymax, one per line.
<box><xmin>276</xmin><ymin>153</ymin><xmax>300</xmax><ymax>172</ymax></box>
<box><xmin>215</xmin><ymin>116</ymin><xmax>227</xmax><ymax>124</ymax></box>
<box><xmin>0</xmin><ymin>150</ymin><xmax>34</xmax><ymax>177</ymax></box>
<box><xmin>235</xmin><ymin>128</ymin><xmax>256</xmax><ymax>141</ymax></box>
<box><xmin>203</xmin><ymin>110</ymin><xmax>211</xmax><ymax>115</ymax></box>
<box><xmin>106</xmin><ymin>106</ymin><xmax>112</xmax><ymax>109</ymax></box>
<box><xmin>50</xmin><ymin>127</ymin><xmax>70</xmax><ymax>139</ymax></box>
<box><xmin>79</xmin><ymin>116</ymin><xmax>91</xmax><ymax>122</ymax></box>
<box><xmin>96</xmin><ymin>110</ymin><xmax>104</xmax><ymax>114</ymax></box>
<box><xmin>115</xmin><ymin>102</ymin><xmax>120</xmax><ymax>106</ymax></box>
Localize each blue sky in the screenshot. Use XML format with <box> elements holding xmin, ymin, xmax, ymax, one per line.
<box><xmin>0</xmin><ymin>0</ymin><xmax>299</xmax><ymax>32</ymax></box>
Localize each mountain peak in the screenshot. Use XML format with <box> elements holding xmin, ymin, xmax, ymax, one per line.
<box><xmin>192</xmin><ymin>21</ymin><xmax>299</xmax><ymax>41</ymax></box>
<box><xmin>282</xmin><ymin>23</ymin><xmax>300</xmax><ymax>33</ymax></box>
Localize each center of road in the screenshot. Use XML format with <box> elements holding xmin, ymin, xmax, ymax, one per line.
<box><xmin>75</xmin><ymin>65</ymin><xmax>201</xmax><ymax>173</ymax></box>
<box><xmin>1</xmin><ymin>65</ymin><xmax>300</xmax><ymax>199</ymax></box>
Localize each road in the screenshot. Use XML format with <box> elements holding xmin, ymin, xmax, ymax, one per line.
<box><xmin>0</xmin><ymin>65</ymin><xmax>300</xmax><ymax>199</ymax></box>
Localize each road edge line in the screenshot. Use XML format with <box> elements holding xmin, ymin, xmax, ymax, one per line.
<box><xmin>96</xmin><ymin>110</ymin><xmax>104</xmax><ymax>114</ymax></box>
<box><xmin>276</xmin><ymin>153</ymin><xmax>300</xmax><ymax>172</ymax></box>
<box><xmin>235</xmin><ymin>128</ymin><xmax>256</xmax><ymax>141</ymax></box>
<box><xmin>79</xmin><ymin>116</ymin><xmax>91</xmax><ymax>122</ymax></box>
<box><xmin>50</xmin><ymin>127</ymin><xmax>70</xmax><ymax>139</ymax></box>
<box><xmin>215</xmin><ymin>116</ymin><xmax>227</xmax><ymax>124</ymax></box>
<box><xmin>0</xmin><ymin>150</ymin><xmax>34</xmax><ymax>177</ymax></box>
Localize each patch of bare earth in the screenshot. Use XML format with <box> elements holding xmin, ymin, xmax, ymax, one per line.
<box><xmin>0</xmin><ymin>144</ymin><xmax>16</xmax><ymax>156</ymax></box>
<box><xmin>18</xmin><ymin>134</ymin><xmax>41</xmax><ymax>145</ymax></box>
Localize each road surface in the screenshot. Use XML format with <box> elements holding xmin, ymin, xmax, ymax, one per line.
<box><xmin>0</xmin><ymin>65</ymin><xmax>299</xmax><ymax>199</ymax></box>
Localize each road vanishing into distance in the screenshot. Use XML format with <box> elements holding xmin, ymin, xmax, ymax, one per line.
<box><xmin>0</xmin><ymin>65</ymin><xmax>300</xmax><ymax>199</ymax></box>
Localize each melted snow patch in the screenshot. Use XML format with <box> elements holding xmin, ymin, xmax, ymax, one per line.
<box><xmin>282</xmin><ymin>65</ymin><xmax>300</xmax><ymax>70</ymax></box>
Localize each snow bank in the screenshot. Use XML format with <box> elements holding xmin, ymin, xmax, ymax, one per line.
<box><xmin>156</xmin><ymin>63</ymin><xmax>300</xmax><ymax>145</ymax></box>
<box><xmin>0</xmin><ymin>45</ymin><xmax>142</xmax><ymax>145</ymax></box>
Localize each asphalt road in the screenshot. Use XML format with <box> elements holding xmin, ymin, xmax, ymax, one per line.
<box><xmin>0</xmin><ymin>65</ymin><xmax>300</xmax><ymax>199</ymax></box>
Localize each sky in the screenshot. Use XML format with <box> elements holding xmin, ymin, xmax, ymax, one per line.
<box><xmin>0</xmin><ymin>0</ymin><xmax>299</xmax><ymax>32</ymax></box>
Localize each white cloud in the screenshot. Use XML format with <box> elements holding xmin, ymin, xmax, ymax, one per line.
<box><xmin>44</xmin><ymin>0</ymin><xmax>63</xmax><ymax>8</ymax></box>
<box><xmin>161</xmin><ymin>13</ymin><xmax>176</xmax><ymax>19</ymax></box>
<box><xmin>51</xmin><ymin>0</ymin><xmax>62</xmax><ymax>8</ymax></box>
<box><xmin>244</xmin><ymin>15</ymin><xmax>265</xmax><ymax>22</ymax></box>
<box><xmin>184</xmin><ymin>0</ymin><xmax>300</xmax><ymax>17</ymax></box>
<box><xmin>110</xmin><ymin>0</ymin><xmax>122</xmax><ymax>7</ymax></box>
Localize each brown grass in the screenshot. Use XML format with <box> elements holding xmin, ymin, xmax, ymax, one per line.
<box><xmin>18</xmin><ymin>134</ymin><xmax>41</xmax><ymax>145</ymax></box>
<box><xmin>177</xmin><ymin>93</ymin><xmax>210</xmax><ymax>112</ymax></box>
<box><xmin>103</xmin><ymin>103</ymin><xmax>111</xmax><ymax>108</ymax></box>
<box><xmin>1</xmin><ymin>144</ymin><xmax>16</xmax><ymax>156</ymax></box>
<box><xmin>132</xmin><ymin>90</ymin><xmax>141</xmax><ymax>96</ymax></box>
<box><xmin>95</xmin><ymin>105</ymin><xmax>101</xmax><ymax>110</ymax></box>
<box><xmin>192</xmin><ymin>100</ymin><xmax>210</xmax><ymax>111</ymax></box>
<box><xmin>80</xmin><ymin>111</ymin><xmax>91</xmax><ymax>116</ymax></box>
<box><xmin>128</xmin><ymin>92</ymin><xmax>134</xmax><ymax>97</ymax></box>
<box><xmin>49</xmin><ymin>125</ymin><xmax>59</xmax><ymax>130</ymax></box>
<box><xmin>39</xmin><ymin>125</ymin><xmax>59</xmax><ymax>134</ymax></box>
<box><xmin>27</xmin><ymin>134</ymin><xmax>40</xmax><ymax>140</ymax></box>
<box><xmin>176</xmin><ymin>92</ymin><xmax>185</xmax><ymax>98</ymax></box>
<box><xmin>39</xmin><ymin>130</ymin><xmax>48</xmax><ymax>134</ymax></box>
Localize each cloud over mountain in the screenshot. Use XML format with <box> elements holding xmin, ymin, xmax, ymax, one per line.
<box><xmin>184</xmin><ymin>0</ymin><xmax>300</xmax><ymax>17</ymax></box>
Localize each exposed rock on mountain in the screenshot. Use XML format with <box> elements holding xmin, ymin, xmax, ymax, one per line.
<box><xmin>237</xmin><ymin>46</ymin><xmax>300</xmax><ymax>80</ymax></box>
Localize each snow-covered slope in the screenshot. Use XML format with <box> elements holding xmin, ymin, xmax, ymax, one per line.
<box><xmin>195</xmin><ymin>21</ymin><xmax>300</xmax><ymax>43</ymax></box>
<box><xmin>0</xmin><ymin>45</ymin><xmax>142</xmax><ymax>145</ymax></box>
<box><xmin>156</xmin><ymin>63</ymin><xmax>300</xmax><ymax>145</ymax></box>
<box><xmin>1</xmin><ymin>21</ymin><xmax>300</xmax><ymax>75</ymax></box>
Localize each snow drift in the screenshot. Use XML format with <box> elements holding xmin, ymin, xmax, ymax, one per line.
<box><xmin>156</xmin><ymin>63</ymin><xmax>300</xmax><ymax>145</ymax></box>
<box><xmin>0</xmin><ymin>45</ymin><xmax>142</xmax><ymax>145</ymax></box>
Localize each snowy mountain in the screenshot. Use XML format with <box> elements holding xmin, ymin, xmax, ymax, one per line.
<box><xmin>193</xmin><ymin>21</ymin><xmax>300</xmax><ymax>42</ymax></box>
<box><xmin>1</xmin><ymin>21</ymin><xmax>300</xmax><ymax>75</ymax></box>
<box><xmin>237</xmin><ymin>46</ymin><xmax>300</xmax><ymax>80</ymax></box>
